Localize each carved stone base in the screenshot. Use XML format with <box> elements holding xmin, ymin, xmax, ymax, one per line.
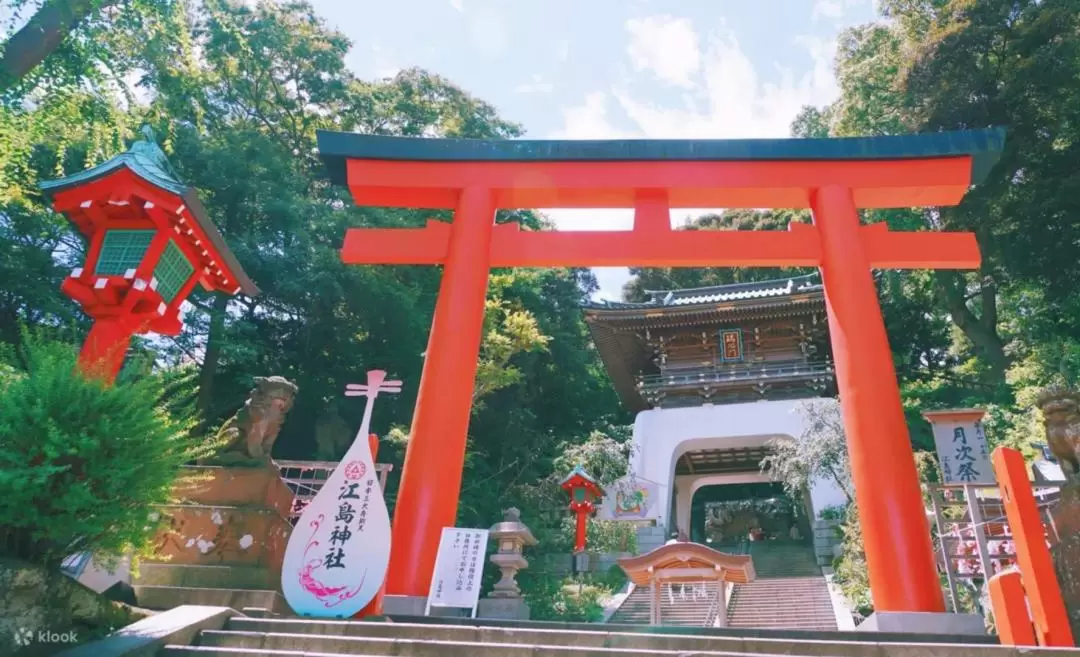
<box><xmin>1051</xmin><ymin>485</ymin><xmax>1080</xmax><ymax>643</ymax></box>
<box><xmin>138</xmin><ymin>466</ymin><xmax>294</xmax><ymax>594</ymax></box>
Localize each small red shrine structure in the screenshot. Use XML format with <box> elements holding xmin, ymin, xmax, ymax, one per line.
<box><xmin>560</xmin><ymin>465</ymin><xmax>604</xmax><ymax>554</ymax></box>
<box><xmin>317</xmin><ymin>127</ymin><xmax>1005</xmax><ymax>613</ymax></box>
<box><xmin>40</xmin><ymin>127</ymin><xmax>257</xmax><ymax>381</ymax></box>
<box><xmin>617</xmin><ymin>542</ymin><xmax>755</xmax><ymax>626</ymax></box>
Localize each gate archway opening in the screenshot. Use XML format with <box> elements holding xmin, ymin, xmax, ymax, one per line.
<box><xmin>317</xmin><ymin>127</ymin><xmax>1005</xmax><ymax>613</ymax></box>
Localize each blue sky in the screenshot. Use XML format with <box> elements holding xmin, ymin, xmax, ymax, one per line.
<box><xmin>311</xmin><ymin>0</ymin><xmax>879</xmax><ymax>298</ymax></box>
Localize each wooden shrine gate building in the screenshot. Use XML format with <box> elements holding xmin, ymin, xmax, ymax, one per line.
<box><xmin>317</xmin><ymin>128</ymin><xmax>1005</xmax><ymax>613</ymax></box>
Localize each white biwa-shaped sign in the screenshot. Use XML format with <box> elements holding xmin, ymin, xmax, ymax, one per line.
<box><xmin>281</xmin><ymin>370</ymin><xmax>400</xmax><ymax>617</ymax></box>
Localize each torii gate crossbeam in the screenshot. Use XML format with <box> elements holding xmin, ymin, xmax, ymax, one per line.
<box><xmin>318</xmin><ymin>128</ymin><xmax>1005</xmax><ymax>613</ymax></box>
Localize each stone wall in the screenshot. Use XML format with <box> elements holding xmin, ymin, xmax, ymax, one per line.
<box><xmin>636</xmin><ymin>525</ymin><xmax>667</xmax><ymax>555</ymax></box>
<box><xmin>813</xmin><ymin>519</ymin><xmax>843</xmax><ymax>567</ymax></box>
<box><xmin>0</xmin><ymin>558</ymin><xmax>150</xmax><ymax>655</ymax></box>
<box><xmin>1052</xmin><ymin>526</ymin><xmax>1080</xmax><ymax>643</ymax></box>
<box><xmin>540</xmin><ymin>552</ymin><xmax>634</xmax><ymax>576</ymax></box>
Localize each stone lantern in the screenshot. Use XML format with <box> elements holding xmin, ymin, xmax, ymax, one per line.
<box><xmin>478</xmin><ymin>508</ymin><xmax>537</xmax><ymax>620</ymax></box>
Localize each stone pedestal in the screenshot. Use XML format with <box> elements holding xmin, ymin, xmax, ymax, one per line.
<box><xmin>381</xmin><ymin>595</ymin><xmax>468</xmax><ymax>617</ymax></box>
<box><xmin>132</xmin><ymin>465</ymin><xmax>294</xmax><ymax>614</ymax></box>
<box><xmin>489</xmin><ymin>552</ymin><xmax>527</xmax><ymax>598</ymax></box>
<box><xmin>477</xmin><ymin>597</ymin><xmax>530</xmax><ymax>620</ymax></box>
<box><xmin>856</xmin><ymin>611</ymin><xmax>986</xmax><ymax>636</ymax></box>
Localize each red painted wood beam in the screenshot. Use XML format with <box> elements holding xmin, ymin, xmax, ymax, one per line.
<box><xmin>345</xmin><ymin>157</ymin><xmax>974</xmax><ymax>210</ymax></box>
<box><xmin>341</xmin><ymin>221</ymin><xmax>980</xmax><ymax>270</ymax></box>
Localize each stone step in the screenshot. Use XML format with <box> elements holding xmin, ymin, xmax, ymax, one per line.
<box><xmin>132</xmin><ymin>563</ymin><xmax>277</xmax><ymax>589</ymax></box>
<box><xmin>172</xmin><ymin>631</ymin><xmax>785</xmax><ymax>657</ymax></box>
<box><xmin>727</xmin><ymin>572</ymin><xmax>838</xmax><ymax>631</ymax></box>
<box><xmin>133</xmin><ymin>586</ymin><xmax>290</xmax><ymax>615</ymax></box>
<box><xmin>208</xmin><ymin>618</ymin><xmax>1006</xmax><ymax>656</ymax></box>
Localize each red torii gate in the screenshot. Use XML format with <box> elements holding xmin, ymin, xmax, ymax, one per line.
<box><xmin>318</xmin><ymin>128</ymin><xmax>1005</xmax><ymax>612</ymax></box>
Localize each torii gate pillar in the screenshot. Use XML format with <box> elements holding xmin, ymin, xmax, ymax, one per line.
<box><xmin>318</xmin><ymin>128</ymin><xmax>1005</xmax><ymax>611</ymax></box>
<box><xmin>812</xmin><ymin>185</ymin><xmax>942</xmax><ymax>610</ymax></box>
<box><xmin>386</xmin><ymin>186</ymin><xmax>496</xmax><ymax>597</ymax></box>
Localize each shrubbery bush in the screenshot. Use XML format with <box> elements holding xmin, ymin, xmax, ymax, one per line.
<box><xmin>0</xmin><ymin>339</ymin><xmax>205</xmax><ymax>569</ymax></box>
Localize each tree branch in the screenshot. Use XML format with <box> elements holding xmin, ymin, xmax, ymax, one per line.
<box><xmin>0</xmin><ymin>0</ymin><xmax>120</xmax><ymax>91</ymax></box>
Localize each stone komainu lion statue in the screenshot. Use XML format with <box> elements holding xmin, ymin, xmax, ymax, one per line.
<box><xmin>201</xmin><ymin>376</ymin><xmax>299</xmax><ymax>466</ymax></box>
<box><xmin>1036</xmin><ymin>385</ymin><xmax>1080</xmax><ymax>486</ymax></box>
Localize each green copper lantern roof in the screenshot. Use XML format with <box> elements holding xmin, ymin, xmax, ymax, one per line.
<box><xmin>39</xmin><ymin>127</ymin><xmax>258</xmax><ymax>297</ymax></box>
<box><xmin>40</xmin><ymin>126</ymin><xmax>188</xmax><ymax>197</ymax></box>
<box><xmin>560</xmin><ymin>465</ymin><xmax>603</xmax><ymax>493</ymax></box>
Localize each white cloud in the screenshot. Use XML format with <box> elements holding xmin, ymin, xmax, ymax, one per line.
<box><xmin>514</xmin><ymin>74</ymin><xmax>554</xmax><ymax>94</ymax></box>
<box><xmin>370</xmin><ymin>43</ymin><xmax>400</xmax><ymax>79</ymax></box>
<box><xmin>555</xmin><ymin>39</ymin><xmax>570</xmax><ymax>63</ymax></box>
<box><xmin>449</xmin><ymin>0</ymin><xmax>463</xmax><ymax>12</ymax></box>
<box><xmin>552</xmin><ymin>91</ymin><xmax>636</xmax><ymax>141</ymax></box>
<box><xmin>610</xmin><ymin>32</ymin><xmax>838</xmax><ymax>140</ymax></box>
<box><xmin>625</xmin><ymin>15</ymin><xmax>701</xmax><ymax>88</ymax></box>
<box><xmin>812</xmin><ymin>0</ymin><xmax>867</xmax><ymax>21</ymax></box>
<box><xmin>544</xmin><ymin>21</ymin><xmax>843</xmax><ymax>301</ymax></box>
<box><xmin>469</xmin><ymin>8</ymin><xmax>509</xmax><ymax>57</ymax></box>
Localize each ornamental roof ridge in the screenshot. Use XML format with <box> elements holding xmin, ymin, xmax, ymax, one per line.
<box><xmin>583</xmin><ymin>272</ymin><xmax>821</xmax><ymax>311</ymax></box>
<box><xmin>645</xmin><ymin>272</ymin><xmax>821</xmax><ymax>300</ymax></box>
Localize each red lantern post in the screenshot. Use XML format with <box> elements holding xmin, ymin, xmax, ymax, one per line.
<box><xmin>560</xmin><ymin>466</ymin><xmax>604</xmax><ymax>554</ymax></box>
<box><xmin>39</xmin><ymin>127</ymin><xmax>257</xmax><ymax>382</ymax></box>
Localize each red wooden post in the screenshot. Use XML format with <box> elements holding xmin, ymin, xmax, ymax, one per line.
<box><xmin>356</xmin><ymin>433</ymin><xmax>387</xmax><ymax>618</ymax></box>
<box><xmin>991</xmin><ymin>447</ymin><xmax>1074</xmax><ymax>646</ymax></box>
<box><xmin>573</xmin><ymin>508</ymin><xmax>589</xmax><ymax>553</ymax></box>
<box><xmin>989</xmin><ymin>569</ymin><xmax>1037</xmax><ymax>646</ymax></box>
<box><xmin>812</xmin><ymin>185</ymin><xmax>944</xmax><ymax>612</ymax></box>
<box><xmin>384</xmin><ymin>187</ymin><xmax>497</xmax><ymax>596</ymax></box>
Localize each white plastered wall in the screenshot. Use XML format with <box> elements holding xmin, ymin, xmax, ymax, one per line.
<box><xmin>630</xmin><ymin>398</ymin><xmax>848</xmax><ymax>534</ymax></box>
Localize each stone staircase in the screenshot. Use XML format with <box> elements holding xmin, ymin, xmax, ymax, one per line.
<box><xmin>727</xmin><ymin>542</ymin><xmax>838</xmax><ymax>631</ymax></box>
<box><xmin>154</xmin><ymin>615</ymin><xmax>1021</xmax><ymax>656</ymax></box>
<box><xmin>608</xmin><ymin>582</ymin><xmax>723</xmax><ymax>626</ymax></box>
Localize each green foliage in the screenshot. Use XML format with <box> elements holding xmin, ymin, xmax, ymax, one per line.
<box><xmin>0</xmin><ymin>338</ymin><xmax>205</xmax><ymax>568</ymax></box>
<box><xmin>545</xmin><ymin>516</ymin><xmax>637</xmax><ymax>555</ymax></box>
<box><xmin>517</xmin><ymin>569</ymin><xmax>612</xmax><ymax>622</ymax></box>
<box><xmin>817</xmin><ymin>504</ymin><xmax>846</xmax><ymax>522</ymax></box>
<box><xmin>795</xmin><ymin>0</ymin><xmax>1080</xmax><ymax>450</ymax></box>
<box><xmin>1</xmin><ymin>0</ymin><xmax>175</xmax><ymax>99</ymax></box>
<box><xmin>761</xmin><ymin>399</ymin><xmax>854</xmax><ymax>507</ymax></box>
<box><xmin>831</xmin><ymin>502</ymin><xmax>873</xmax><ymax>619</ymax></box>
<box><xmin>552</xmin><ymin>429</ymin><xmax>633</xmax><ymax>487</ymax></box>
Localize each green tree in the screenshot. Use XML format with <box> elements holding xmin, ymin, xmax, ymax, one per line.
<box><xmin>1</xmin><ymin>0</ymin><xmax>172</xmax><ymax>98</ymax></box>
<box><xmin>0</xmin><ymin>339</ymin><xmax>206</xmax><ymax>568</ymax></box>
<box><xmin>623</xmin><ymin>209</ymin><xmax>813</xmax><ymax>302</ymax></box>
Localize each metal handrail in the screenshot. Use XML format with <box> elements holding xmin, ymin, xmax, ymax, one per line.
<box><xmin>637</xmin><ymin>361</ymin><xmax>834</xmax><ymax>389</ymax></box>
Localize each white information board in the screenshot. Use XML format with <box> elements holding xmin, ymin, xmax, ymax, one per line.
<box><xmin>425</xmin><ymin>527</ymin><xmax>489</xmax><ymax>617</ymax></box>
<box><xmin>926</xmin><ymin>409</ymin><xmax>995</xmax><ymax>485</ymax></box>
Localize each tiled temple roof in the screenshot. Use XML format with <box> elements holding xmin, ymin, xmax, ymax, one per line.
<box><xmin>584</xmin><ymin>274</ymin><xmax>822</xmax><ymax>311</ymax></box>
